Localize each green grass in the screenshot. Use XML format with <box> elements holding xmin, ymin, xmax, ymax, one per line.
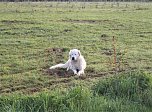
<box><xmin>0</xmin><ymin>2</ymin><xmax>152</xmax><ymax>111</ymax></box>
<box><xmin>0</xmin><ymin>2</ymin><xmax>152</xmax><ymax>94</ymax></box>
<box><xmin>0</xmin><ymin>71</ymin><xmax>152</xmax><ymax>112</ymax></box>
<box><xmin>93</xmin><ymin>71</ymin><xmax>152</xmax><ymax>103</ymax></box>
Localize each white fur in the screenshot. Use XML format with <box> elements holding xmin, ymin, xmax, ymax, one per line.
<box><xmin>50</xmin><ymin>49</ymin><xmax>86</xmax><ymax>76</ymax></box>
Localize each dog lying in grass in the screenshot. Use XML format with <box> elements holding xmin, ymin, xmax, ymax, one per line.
<box><xmin>50</xmin><ymin>49</ymin><xmax>86</xmax><ymax>76</ymax></box>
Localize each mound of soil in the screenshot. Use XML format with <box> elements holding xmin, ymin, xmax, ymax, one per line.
<box><xmin>43</xmin><ymin>66</ymin><xmax>108</xmax><ymax>79</ymax></box>
<box><xmin>44</xmin><ymin>68</ymin><xmax>75</xmax><ymax>78</ymax></box>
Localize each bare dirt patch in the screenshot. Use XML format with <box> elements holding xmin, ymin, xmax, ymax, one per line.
<box><xmin>1</xmin><ymin>20</ymin><xmax>38</xmax><ymax>24</ymax></box>
<box><xmin>61</xmin><ymin>19</ymin><xmax>117</xmax><ymax>24</ymax></box>
<box><xmin>43</xmin><ymin>66</ymin><xmax>106</xmax><ymax>79</ymax></box>
<box><xmin>42</xmin><ymin>65</ymin><xmax>138</xmax><ymax>83</ymax></box>
<box><xmin>44</xmin><ymin>68</ymin><xmax>75</xmax><ymax>78</ymax></box>
<box><xmin>42</xmin><ymin>47</ymin><xmax>71</xmax><ymax>78</ymax></box>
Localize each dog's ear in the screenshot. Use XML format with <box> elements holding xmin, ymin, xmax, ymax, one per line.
<box><xmin>78</xmin><ymin>50</ymin><xmax>81</xmax><ymax>56</ymax></box>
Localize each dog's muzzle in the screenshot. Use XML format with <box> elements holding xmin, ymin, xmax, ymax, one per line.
<box><xmin>72</xmin><ymin>57</ymin><xmax>75</xmax><ymax>60</ymax></box>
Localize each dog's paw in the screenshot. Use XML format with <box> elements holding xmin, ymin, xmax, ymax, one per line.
<box><xmin>73</xmin><ymin>70</ymin><xmax>78</xmax><ymax>75</ymax></box>
<box><xmin>77</xmin><ymin>72</ymin><xmax>81</xmax><ymax>76</ymax></box>
<box><xmin>77</xmin><ymin>70</ymin><xmax>84</xmax><ymax>76</ymax></box>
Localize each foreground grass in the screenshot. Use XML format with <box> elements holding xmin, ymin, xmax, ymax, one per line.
<box><xmin>0</xmin><ymin>2</ymin><xmax>152</xmax><ymax>94</ymax></box>
<box><xmin>0</xmin><ymin>71</ymin><xmax>152</xmax><ymax>112</ymax></box>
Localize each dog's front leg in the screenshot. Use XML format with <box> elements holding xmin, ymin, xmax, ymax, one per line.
<box><xmin>72</xmin><ymin>69</ymin><xmax>77</xmax><ymax>75</ymax></box>
<box><xmin>77</xmin><ymin>69</ymin><xmax>84</xmax><ymax>76</ymax></box>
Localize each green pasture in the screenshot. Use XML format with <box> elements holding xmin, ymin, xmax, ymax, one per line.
<box><xmin>0</xmin><ymin>2</ymin><xmax>152</xmax><ymax>94</ymax></box>
<box><xmin>0</xmin><ymin>2</ymin><xmax>152</xmax><ymax>112</ymax></box>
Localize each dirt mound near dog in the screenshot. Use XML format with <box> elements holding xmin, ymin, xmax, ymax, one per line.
<box><xmin>43</xmin><ymin>66</ymin><xmax>110</xmax><ymax>80</ymax></box>
<box><xmin>44</xmin><ymin>68</ymin><xmax>75</xmax><ymax>78</ymax></box>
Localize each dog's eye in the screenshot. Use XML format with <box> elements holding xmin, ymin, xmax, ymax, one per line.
<box><xmin>75</xmin><ymin>54</ymin><xmax>76</xmax><ymax>55</ymax></box>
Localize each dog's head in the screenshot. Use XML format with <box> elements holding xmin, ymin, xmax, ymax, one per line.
<box><xmin>69</xmin><ymin>49</ymin><xmax>81</xmax><ymax>61</ymax></box>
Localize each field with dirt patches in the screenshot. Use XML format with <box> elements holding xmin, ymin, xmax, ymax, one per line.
<box><xmin>0</xmin><ymin>2</ymin><xmax>152</xmax><ymax>112</ymax></box>
<box><xmin>0</xmin><ymin>2</ymin><xmax>152</xmax><ymax>94</ymax></box>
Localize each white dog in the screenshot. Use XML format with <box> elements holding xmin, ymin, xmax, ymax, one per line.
<box><xmin>50</xmin><ymin>49</ymin><xmax>86</xmax><ymax>76</ymax></box>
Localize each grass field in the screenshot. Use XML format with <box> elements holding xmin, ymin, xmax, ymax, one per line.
<box><xmin>0</xmin><ymin>2</ymin><xmax>152</xmax><ymax>111</ymax></box>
